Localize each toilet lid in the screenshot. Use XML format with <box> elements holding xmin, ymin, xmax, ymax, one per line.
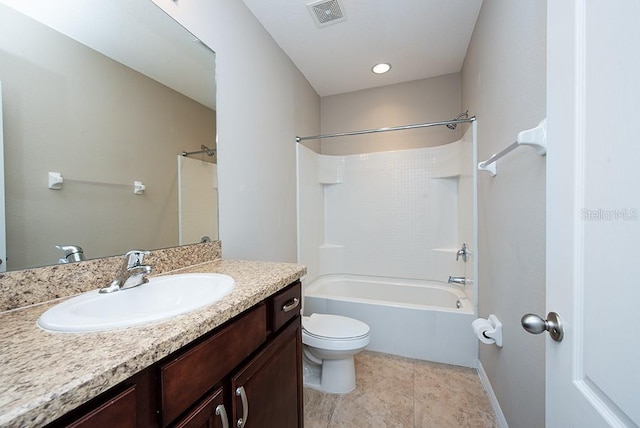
<box><xmin>302</xmin><ymin>314</ymin><xmax>370</xmax><ymax>340</ymax></box>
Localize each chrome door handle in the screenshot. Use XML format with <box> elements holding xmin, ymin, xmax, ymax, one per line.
<box><xmin>235</xmin><ymin>386</ymin><xmax>249</xmax><ymax>428</ymax></box>
<box><xmin>521</xmin><ymin>312</ymin><xmax>564</xmax><ymax>342</ymax></box>
<box><xmin>215</xmin><ymin>404</ymin><xmax>229</xmax><ymax>428</ymax></box>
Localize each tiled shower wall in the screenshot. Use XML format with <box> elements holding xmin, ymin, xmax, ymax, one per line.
<box><xmin>298</xmin><ymin>133</ymin><xmax>474</xmax><ymax>300</ymax></box>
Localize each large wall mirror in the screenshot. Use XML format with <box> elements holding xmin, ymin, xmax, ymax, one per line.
<box><xmin>0</xmin><ymin>0</ymin><xmax>217</xmax><ymax>271</ymax></box>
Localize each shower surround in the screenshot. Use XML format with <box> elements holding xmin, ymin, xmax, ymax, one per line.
<box><xmin>297</xmin><ymin>125</ymin><xmax>478</xmax><ymax>367</ymax></box>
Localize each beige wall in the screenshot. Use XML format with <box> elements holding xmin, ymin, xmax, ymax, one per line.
<box><xmin>319</xmin><ymin>73</ymin><xmax>462</xmax><ymax>155</ymax></box>
<box><xmin>0</xmin><ymin>5</ymin><xmax>216</xmax><ymax>270</ymax></box>
<box><xmin>462</xmin><ymin>1</ymin><xmax>547</xmax><ymax>426</ymax></box>
<box><xmin>151</xmin><ymin>0</ymin><xmax>321</xmax><ymax>263</ymax></box>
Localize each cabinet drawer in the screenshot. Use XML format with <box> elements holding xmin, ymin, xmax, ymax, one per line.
<box><xmin>66</xmin><ymin>385</ymin><xmax>136</xmax><ymax>428</ymax></box>
<box><xmin>270</xmin><ymin>281</ymin><xmax>301</xmax><ymax>332</ymax></box>
<box><xmin>160</xmin><ymin>304</ymin><xmax>267</xmax><ymax>426</ymax></box>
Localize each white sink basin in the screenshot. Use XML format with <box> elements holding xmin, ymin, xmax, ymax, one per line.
<box><xmin>37</xmin><ymin>273</ymin><xmax>235</xmax><ymax>333</ymax></box>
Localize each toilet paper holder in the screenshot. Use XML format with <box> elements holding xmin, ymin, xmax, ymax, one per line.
<box><xmin>472</xmin><ymin>314</ymin><xmax>503</xmax><ymax>347</ymax></box>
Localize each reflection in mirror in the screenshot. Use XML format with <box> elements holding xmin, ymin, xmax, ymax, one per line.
<box><xmin>178</xmin><ymin>154</ymin><xmax>218</xmax><ymax>245</ymax></box>
<box><xmin>0</xmin><ymin>0</ymin><xmax>217</xmax><ymax>271</ymax></box>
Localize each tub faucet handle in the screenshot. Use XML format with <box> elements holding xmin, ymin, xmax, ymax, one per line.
<box><xmin>456</xmin><ymin>243</ymin><xmax>469</xmax><ymax>262</ymax></box>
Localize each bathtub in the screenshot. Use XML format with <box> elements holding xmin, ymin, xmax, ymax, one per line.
<box><xmin>303</xmin><ymin>274</ymin><xmax>477</xmax><ymax>368</ymax></box>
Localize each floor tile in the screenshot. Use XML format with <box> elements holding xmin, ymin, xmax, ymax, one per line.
<box><xmin>304</xmin><ymin>387</ymin><xmax>339</xmax><ymax>428</ymax></box>
<box><xmin>303</xmin><ymin>351</ymin><xmax>498</xmax><ymax>428</ymax></box>
<box><xmin>413</xmin><ymin>360</ymin><xmax>493</xmax><ymax>413</ymax></box>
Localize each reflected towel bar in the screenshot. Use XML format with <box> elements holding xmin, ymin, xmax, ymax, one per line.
<box><xmin>47</xmin><ymin>172</ymin><xmax>145</xmax><ymax>194</ymax></box>
<box><xmin>181</xmin><ymin>145</ymin><xmax>216</xmax><ymax>157</ymax></box>
<box><xmin>478</xmin><ymin>118</ymin><xmax>547</xmax><ymax>176</ymax></box>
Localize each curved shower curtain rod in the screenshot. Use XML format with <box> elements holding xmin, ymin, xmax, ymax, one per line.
<box><xmin>295</xmin><ymin>113</ymin><xmax>476</xmax><ymax>143</ymax></box>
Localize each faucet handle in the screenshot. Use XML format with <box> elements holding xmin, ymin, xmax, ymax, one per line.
<box><xmin>124</xmin><ymin>250</ymin><xmax>150</xmax><ymax>268</ymax></box>
<box><xmin>456</xmin><ymin>243</ymin><xmax>469</xmax><ymax>262</ymax></box>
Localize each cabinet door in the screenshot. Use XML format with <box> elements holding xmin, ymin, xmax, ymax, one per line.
<box><xmin>174</xmin><ymin>387</ymin><xmax>228</xmax><ymax>428</ymax></box>
<box><xmin>231</xmin><ymin>319</ymin><xmax>302</xmax><ymax>428</ymax></box>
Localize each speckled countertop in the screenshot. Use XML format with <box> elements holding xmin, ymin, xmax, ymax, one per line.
<box><xmin>0</xmin><ymin>259</ymin><xmax>306</xmax><ymax>427</ymax></box>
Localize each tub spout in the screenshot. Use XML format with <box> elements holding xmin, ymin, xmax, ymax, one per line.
<box><xmin>448</xmin><ymin>276</ymin><xmax>467</xmax><ymax>286</ymax></box>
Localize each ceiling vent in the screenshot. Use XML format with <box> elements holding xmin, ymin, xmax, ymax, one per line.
<box><xmin>307</xmin><ymin>0</ymin><xmax>347</xmax><ymax>28</ymax></box>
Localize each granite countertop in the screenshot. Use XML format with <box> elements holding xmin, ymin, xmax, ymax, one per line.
<box><xmin>0</xmin><ymin>259</ymin><xmax>306</xmax><ymax>427</ymax></box>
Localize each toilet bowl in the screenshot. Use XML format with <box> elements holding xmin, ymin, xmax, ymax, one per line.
<box><xmin>302</xmin><ymin>313</ymin><xmax>370</xmax><ymax>394</ymax></box>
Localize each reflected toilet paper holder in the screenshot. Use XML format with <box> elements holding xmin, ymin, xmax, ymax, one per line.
<box><xmin>472</xmin><ymin>314</ymin><xmax>503</xmax><ymax>347</ymax></box>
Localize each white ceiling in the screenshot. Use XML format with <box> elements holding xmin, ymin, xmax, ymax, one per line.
<box><xmin>242</xmin><ymin>0</ymin><xmax>483</xmax><ymax>97</ymax></box>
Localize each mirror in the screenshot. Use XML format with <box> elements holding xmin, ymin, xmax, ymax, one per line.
<box><xmin>0</xmin><ymin>0</ymin><xmax>217</xmax><ymax>271</ymax></box>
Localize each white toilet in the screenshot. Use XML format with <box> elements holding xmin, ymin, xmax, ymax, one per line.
<box><xmin>302</xmin><ymin>313</ymin><xmax>371</xmax><ymax>394</ymax></box>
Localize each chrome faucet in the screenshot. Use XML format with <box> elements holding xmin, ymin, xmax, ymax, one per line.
<box><xmin>56</xmin><ymin>245</ymin><xmax>86</xmax><ymax>263</ymax></box>
<box><xmin>99</xmin><ymin>250</ymin><xmax>152</xmax><ymax>293</ymax></box>
<box><xmin>448</xmin><ymin>276</ymin><xmax>467</xmax><ymax>286</ymax></box>
<box><xmin>456</xmin><ymin>243</ymin><xmax>469</xmax><ymax>262</ymax></box>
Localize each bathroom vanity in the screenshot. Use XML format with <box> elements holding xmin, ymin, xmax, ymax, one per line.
<box><xmin>49</xmin><ymin>281</ymin><xmax>302</xmax><ymax>427</ymax></box>
<box><xmin>0</xmin><ymin>257</ymin><xmax>306</xmax><ymax>427</ymax></box>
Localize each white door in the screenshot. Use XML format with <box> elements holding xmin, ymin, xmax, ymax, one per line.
<box><xmin>0</xmin><ymin>82</ymin><xmax>6</xmax><ymax>272</ymax></box>
<box><xmin>546</xmin><ymin>1</ymin><xmax>640</xmax><ymax>426</ymax></box>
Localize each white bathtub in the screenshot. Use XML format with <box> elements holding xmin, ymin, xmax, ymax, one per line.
<box><xmin>303</xmin><ymin>274</ymin><xmax>477</xmax><ymax>368</ymax></box>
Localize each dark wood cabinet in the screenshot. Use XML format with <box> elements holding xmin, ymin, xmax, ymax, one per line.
<box><xmin>231</xmin><ymin>319</ymin><xmax>302</xmax><ymax>428</ymax></box>
<box><xmin>160</xmin><ymin>304</ymin><xmax>267</xmax><ymax>426</ymax></box>
<box><xmin>65</xmin><ymin>385</ymin><xmax>137</xmax><ymax>428</ymax></box>
<box><xmin>48</xmin><ymin>281</ymin><xmax>302</xmax><ymax>428</ymax></box>
<box><xmin>173</xmin><ymin>387</ymin><xmax>226</xmax><ymax>428</ymax></box>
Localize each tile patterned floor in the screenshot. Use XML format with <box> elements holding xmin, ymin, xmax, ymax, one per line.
<box><xmin>304</xmin><ymin>351</ymin><xmax>498</xmax><ymax>428</ymax></box>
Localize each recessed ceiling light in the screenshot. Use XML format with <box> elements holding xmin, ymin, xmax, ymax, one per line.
<box><xmin>372</xmin><ymin>63</ymin><xmax>391</xmax><ymax>74</ymax></box>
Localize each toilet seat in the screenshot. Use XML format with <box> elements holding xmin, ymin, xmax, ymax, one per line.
<box><xmin>303</xmin><ymin>314</ymin><xmax>370</xmax><ymax>340</ymax></box>
<box><xmin>302</xmin><ymin>314</ymin><xmax>370</xmax><ymax>350</ymax></box>
<box><xmin>301</xmin><ymin>313</ymin><xmax>371</xmax><ymax>393</ymax></box>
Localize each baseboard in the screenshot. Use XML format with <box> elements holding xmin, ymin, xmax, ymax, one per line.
<box><xmin>477</xmin><ymin>359</ymin><xmax>509</xmax><ymax>428</ymax></box>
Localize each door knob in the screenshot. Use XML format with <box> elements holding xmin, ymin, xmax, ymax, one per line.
<box><xmin>521</xmin><ymin>312</ymin><xmax>564</xmax><ymax>342</ymax></box>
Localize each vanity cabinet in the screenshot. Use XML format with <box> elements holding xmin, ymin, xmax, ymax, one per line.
<box><xmin>64</xmin><ymin>385</ymin><xmax>137</xmax><ymax>428</ymax></box>
<box><xmin>231</xmin><ymin>322</ymin><xmax>301</xmax><ymax>427</ymax></box>
<box><xmin>46</xmin><ymin>281</ymin><xmax>302</xmax><ymax>428</ymax></box>
<box><xmin>172</xmin><ymin>387</ymin><xmax>225</xmax><ymax>428</ymax></box>
<box><xmin>159</xmin><ymin>303</ymin><xmax>267</xmax><ymax>425</ymax></box>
